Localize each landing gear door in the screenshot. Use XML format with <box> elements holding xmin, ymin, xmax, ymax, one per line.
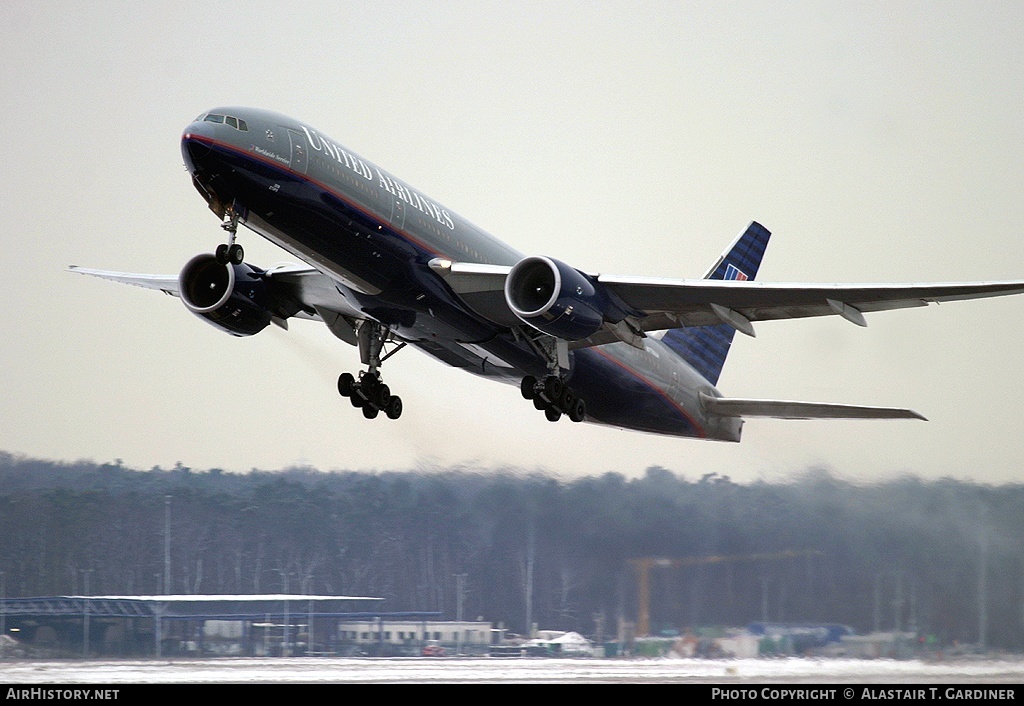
<box><xmin>287</xmin><ymin>129</ymin><xmax>308</xmax><ymax>175</ymax></box>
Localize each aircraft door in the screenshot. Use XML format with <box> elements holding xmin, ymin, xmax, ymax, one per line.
<box><xmin>390</xmin><ymin>196</ymin><xmax>406</xmax><ymax>230</ymax></box>
<box><xmin>287</xmin><ymin>129</ymin><xmax>308</xmax><ymax>175</ymax></box>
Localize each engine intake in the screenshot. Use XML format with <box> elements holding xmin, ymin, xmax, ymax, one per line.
<box><xmin>504</xmin><ymin>256</ymin><xmax>605</xmax><ymax>340</ymax></box>
<box><xmin>179</xmin><ymin>253</ymin><xmax>272</xmax><ymax>336</ymax></box>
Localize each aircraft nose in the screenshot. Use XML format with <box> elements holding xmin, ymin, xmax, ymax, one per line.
<box><xmin>181</xmin><ymin>130</ymin><xmax>212</xmax><ymax>172</ymax></box>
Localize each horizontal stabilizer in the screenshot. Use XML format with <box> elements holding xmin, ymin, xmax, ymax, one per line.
<box><xmin>700</xmin><ymin>392</ymin><xmax>926</xmax><ymax>421</ymax></box>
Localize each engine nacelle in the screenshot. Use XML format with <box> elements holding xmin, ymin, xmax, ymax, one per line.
<box><xmin>179</xmin><ymin>253</ymin><xmax>272</xmax><ymax>336</ymax></box>
<box><xmin>504</xmin><ymin>256</ymin><xmax>607</xmax><ymax>340</ymax></box>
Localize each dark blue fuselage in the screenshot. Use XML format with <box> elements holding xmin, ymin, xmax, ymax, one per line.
<box><xmin>180</xmin><ymin>108</ymin><xmax>741</xmax><ymax>441</ymax></box>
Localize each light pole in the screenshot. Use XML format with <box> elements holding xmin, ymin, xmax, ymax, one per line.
<box><xmin>302</xmin><ymin>573</ymin><xmax>314</xmax><ymax>657</ymax></box>
<box><xmin>276</xmin><ymin>570</ymin><xmax>290</xmax><ymax>657</ymax></box>
<box><xmin>81</xmin><ymin>569</ymin><xmax>93</xmax><ymax>659</ymax></box>
<box><xmin>163</xmin><ymin>496</ymin><xmax>171</xmax><ymax>595</ymax></box>
<box><xmin>525</xmin><ymin>524</ymin><xmax>535</xmax><ymax>638</ymax></box>
<box><xmin>307</xmin><ymin>598</ymin><xmax>314</xmax><ymax>657</ymax></box>
<box><xmin>455</xmin><ymin>573</ymin><xmax>467</xmax><ymax>655</ymax></box>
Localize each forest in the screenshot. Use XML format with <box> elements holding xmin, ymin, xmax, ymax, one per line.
<box><xmin>0</xmin><ymin>450</ymin><xmax>1021</xmax><ymax>649</ymax></box>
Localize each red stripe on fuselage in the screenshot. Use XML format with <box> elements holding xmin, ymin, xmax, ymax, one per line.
<box><xmin>590</xmin><ymin>347</ymin><xmax>707</xmax><ymax>438</ymax></box>
<box><xmin>182</xmin><ymin>133</ymin><xmax>449</xmax><ymax>260</ymax></box>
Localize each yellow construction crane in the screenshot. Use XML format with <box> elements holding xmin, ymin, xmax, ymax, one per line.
<box><xmin>628</xmin><ymin>549</ymin><xmax>823</xmax><ymax>637</ymax></box>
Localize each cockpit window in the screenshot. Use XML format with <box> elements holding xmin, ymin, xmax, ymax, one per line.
<box><xmin>201</xmin><ymin>113</ymin><xmax>248</xmax><ymax>131</ymax></box>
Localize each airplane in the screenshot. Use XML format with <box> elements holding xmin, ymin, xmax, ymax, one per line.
<box><xmin>70</xmin><ymin>107</ymin><xmax>1024</xmax><ymax>442</ymax></box>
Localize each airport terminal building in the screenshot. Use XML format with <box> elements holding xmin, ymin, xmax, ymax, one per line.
<box><xmin>0</xmin><ymin>594</ymin><xmax>490</xmax><ymax>657</ymax></box>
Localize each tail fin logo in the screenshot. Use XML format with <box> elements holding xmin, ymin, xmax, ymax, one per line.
<box><xmin>662</xmin><ymin>221</ymin><xmax>770</xmax><ymax>385</ymax></box>
<box><xmin>724</xmin><ymin>264</ymin><xmax>749</xmax><ymax>281</ymax></box>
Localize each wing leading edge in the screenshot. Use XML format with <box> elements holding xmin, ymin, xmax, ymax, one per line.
<box><xmin>68</xmin><ymin>266</ymin><xmax>180</xmax><ymax>296</ymax></box>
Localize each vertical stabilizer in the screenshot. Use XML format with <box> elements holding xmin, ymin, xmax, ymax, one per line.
<box><xmin>661</xmin><ymin>222</ymin><xmax>771</xmax><ymax>385</ymax></box>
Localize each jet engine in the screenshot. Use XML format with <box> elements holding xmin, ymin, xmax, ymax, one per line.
<box><xmin>178</xmin><ymin>253</ymin><xmax>273</xmax><ymax>336</ymax></box>
<box><xmin>504</xmin><ymin>256</ymin><xmax>611</xmax><ymax>340</ymax></box>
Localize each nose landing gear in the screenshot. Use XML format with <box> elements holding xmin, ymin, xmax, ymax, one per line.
<box><xmin>214</xmin><ymin>209</ymin><xmax>245</xmax><ymax>265</ymax></box>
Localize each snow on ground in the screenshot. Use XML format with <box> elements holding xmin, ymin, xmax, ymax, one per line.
<box><xmin>2</xmin><ymin>657</ymin><xmax>1024</xmax><ymax>683</ymax></box>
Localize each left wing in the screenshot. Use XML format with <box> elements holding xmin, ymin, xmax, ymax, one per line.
<box><xmin>431</xmin><ymin>260</ymin><xmax>1024</xmax><ymax>348</ymax></box>
<box><xmin>596</xmin><ymin>276</ymin><xmax>1024</xmax><ymax>332</ymax></box>
<box><xmin>577</xmin><ymin>277</ymin><xmax>1024</xmax><ymax>347</ymax></box>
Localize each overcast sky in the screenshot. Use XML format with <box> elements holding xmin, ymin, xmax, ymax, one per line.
<box><xmin>3</xmin><ymin>1</ymin><xmax>1024</xmax><ymax>483</ymax></box>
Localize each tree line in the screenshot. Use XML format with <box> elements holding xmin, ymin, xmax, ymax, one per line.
<box><xmin>0</xmin><ymin>451</ymin><xmax>1020</xmax><ymax>649</ymax></box>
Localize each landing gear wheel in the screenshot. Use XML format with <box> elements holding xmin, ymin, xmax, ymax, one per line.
<box><xmin>385</xmin><ymin>396</ymin><xmax>403</xmax><ymax>420</ymax></box>
<box><xmin>523</xmin><ymin>372</ymin><xmax>588</xmax><ymax>425</ymax></box>
<box><xmin>544</xmin><ymin>376</ymin><xmax>563</xmax><ymax>402</ymax></box>
<box><xmin>560</xmin><ymin>387</ymin><xmax>575</xmax><ymax>411</ymax></box>
<box><xmin>362</xmin><ymin>374</ymin><xmax>379</xmax><ymax>394</ymax></box>
<box><xmin>350</xmin><ymin>393</ymin><xmax>365</xmax><ymax>408</ymax></box>
<box><xmin>568</xmin><ymin>398</ymin><xmax>586</xmax><ymax>423</ymax></box>
<box><xmin>215</xmin><ymin>243</ymin><xmax>229</xmax><ymax>264</ymax></box>
<box><xmin>374</xmin><ymin>383</ymin><xmax>391</xmax><ymax>409</ymax></box>
<box><xmin>337</xmin><ymin>372</ymin><xmax>356</xmax><ymax>397</ymax></box>
<box><xmin>228</xmin><ymin>243</ymin><xmax>244</xmax><ymax>265</ymax></box>
<box><xmin>362</xmin><ymin>405</ymin><xmax>379</xmax><ymax>419</ymax></box>
<box><xmin>520</xmin><ymin>376</ymin><xmax>537</xmax><ymax>400</ymax></box>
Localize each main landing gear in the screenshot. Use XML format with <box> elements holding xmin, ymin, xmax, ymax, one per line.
<box><xmin>214</xmin><ymin>210</ymin><xmax>245</xmax><ymax>265</ymax></box>
<box><xmin>517</xmin><ymin>334</ymin><xmax>585</xmax><ymax>423</ymax></box>
<box><xmin>336</xmin><ymin>321</ymin><xmax>405</xmax><ymax>421</ymax></box>
<box><xmin>520</xmin><ymin>375</ymin><xmax>586</xmax><ymax>423</ymax></box>
<box><xmin>338</xmin><ymin>371</ymin><xmax>403</xmax><ymax>420</ymax></box>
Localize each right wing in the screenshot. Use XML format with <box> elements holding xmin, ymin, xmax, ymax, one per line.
<box><xmin>68</xmin><ymin>266</ymin><xmax>180</xmax><ymax>296</ymax></box>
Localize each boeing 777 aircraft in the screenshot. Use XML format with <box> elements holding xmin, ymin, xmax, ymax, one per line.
<box><xmin>71</xmin><ymin>108</ymin><xmax>1024</xmax><ymax>441</ymax></box>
